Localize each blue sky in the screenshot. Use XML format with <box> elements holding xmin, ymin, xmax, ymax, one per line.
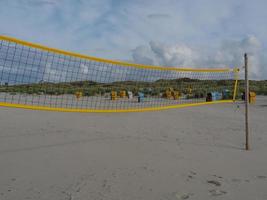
<box><xmin>0</xmin><ymin>0</ymin><xmax>266</xmax><ymax>79</ymax></box>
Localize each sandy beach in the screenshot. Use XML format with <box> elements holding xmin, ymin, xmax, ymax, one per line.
<box><xmin>0</xmin><ymin>97</ymin><xmax>266</xmax><ymax>200</ymax></box>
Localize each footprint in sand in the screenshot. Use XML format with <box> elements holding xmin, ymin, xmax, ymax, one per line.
<box><xmin>186</xmin><ymin>171</ymin><xmax>197</xmax><ymax>181</ymax></box>
<box><xmin>162</xmin><ymin>192</ymin><xmax>193</xmax><ymax>200</ymax></box>
<box><xmin>231</xmin><ymin>178</ymin><xmax>242</xmax><ymax>183</ymax></box>
<box><xmin>176</xmin><ymin>193</ymin><xmax>190</xmax><ymax>199</ymax></box>
<box><xmin>257</xmin><ymin>175</ymin><xmax>266</xmax><ymax>179</ymax></box>
<box><xmin>209</xmin><ymin>189</ymin><xmax>227</xmax><ymax>196</ymax></box>
<box><xmin>207</xmin><ymin>180</ymin><xmax>221</xmax><ymax>187</ymax></box>
<box><xmin>212</xmin><ymin>174</ymin><xmax>223</xmax><ymax>179</ymax></box>
<box><xmin>190</xmin><ymin>171</ymin><xmax>197</xmax><ymax>176</ymax></box>
<box><xmin>207</xmin><ymin>179</ymin><xmax>227</xmax><ymax>197</ymax></box>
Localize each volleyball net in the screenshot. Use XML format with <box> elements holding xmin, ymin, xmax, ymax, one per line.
<box><xmin>0</xmin><ymin>35</ymin><xmax>239</xmax><ymax>112</ymax></box>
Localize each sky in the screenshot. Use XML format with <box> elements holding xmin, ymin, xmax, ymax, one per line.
<box><xmin>0</xmin><ymin>0</ymin><xmax>266</xmax><ymax>79</ymax></box>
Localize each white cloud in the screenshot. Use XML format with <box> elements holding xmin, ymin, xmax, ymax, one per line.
<box><xmin>214</xmin><ymin>36</ymin><xmax>262</xmax><ymax>78</ymax></box>
<box><xmin>147</xmin><ymin>13</ymin><xmax>171</xmax><ymax>19</ymax></box>
<box><xmin>132</xmin><ymin>35</ymin><xmax>265</xmax><ymax>79</ymax></box>
<box><xmin>43</xmin><ymin>62</ymin><xmax>67</xmax><ymax>82</ymax></box>
<box><xmin>132</xmin><ymin>41</ymin><xmax>200</xmax><ymax>67</ymax></box>
<box><xmin>80</xmin><ymin>63</ymin><xmax>89</xmax><ymax>74</ymax></box>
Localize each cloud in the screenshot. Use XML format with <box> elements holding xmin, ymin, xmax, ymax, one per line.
<box><xmin>132</xmin><ymin>45</ymin><xmax>155</xmax><ymax>65</ymax></box>
<box><xmin>132</xmin><ymin>41</ymin><xmax>201</xmax><ymax>67</ymax></box>
<box><xmin>132</xmin><ymin>35</ymin><xmax>265</xmax><ymax>79</ymax></box>
<box><xmin>147</xmin><ymin>13</ymin><xmax>171</xmax><ymax>19</ymax></box>
<box><xmin>132</xmin><ymin>41</ymin><xmax>202</xmax><ymax>67</ymax></box>
<box><xmin>43</xmin><ymin>62</ymin><xmax>67</xmax><ymax>82</ymax></box>
<box><xmin>80</xmin><ymin>63</ymin><xmax>89</xmax><ymax>74</ymax></box>
<box><xmin>214</xmin><ymin>36</ymin><xmax>262</xmax><ymax>78</ymax></box>
<box><xmin>22</xmin><ymin>0</ymin><xmax>57</xmax><ymax>7</ymax></box>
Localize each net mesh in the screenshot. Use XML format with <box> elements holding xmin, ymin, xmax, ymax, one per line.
<box><xmin>0</xmin><ymin>36</ymin><xmax>238</xmax><ymax>112</ymax></box>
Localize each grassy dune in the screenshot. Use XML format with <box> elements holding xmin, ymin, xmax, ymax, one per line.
<box><xmin>0</xmin><ymin>79</ymin><xmax>266</xmax><ymax>98</ymax></box>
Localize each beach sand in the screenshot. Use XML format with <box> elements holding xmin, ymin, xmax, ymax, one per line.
<box><xmin>0</xmin><ymin>97</ymin><xmax>266</xmax><ymax>200</ymax></box>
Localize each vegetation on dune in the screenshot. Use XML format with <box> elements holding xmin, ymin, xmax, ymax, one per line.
<box><xmin>0</xmin><ymin>79</ymin><xmax>266</xmax><ymax>98</ymax></box>
<box><xmin>238</xmin><ymin>80</ymin><xmax>267</xmax><ymax>95</ymax></box>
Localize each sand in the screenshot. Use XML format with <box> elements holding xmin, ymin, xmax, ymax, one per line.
<box><xmin>0</xmin><ymin>96</ymin><xmax>266</xmax><ymax>200</ymax></box>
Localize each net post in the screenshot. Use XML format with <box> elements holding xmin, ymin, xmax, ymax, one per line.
<box><xmin>244</xmin><ymin>53</ymin><xmax>250</xmax><ymax>151</ymax></box>
<box><xmin>233</xmin><ymin>68</ymin><xmax>239</xmax><ymax>102</ymax></box>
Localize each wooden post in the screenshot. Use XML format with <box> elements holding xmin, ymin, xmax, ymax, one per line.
<box><xmin>244</xmin><ymin>53</ymin><xmax>249</xmax><ymax>150</ymax></box>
